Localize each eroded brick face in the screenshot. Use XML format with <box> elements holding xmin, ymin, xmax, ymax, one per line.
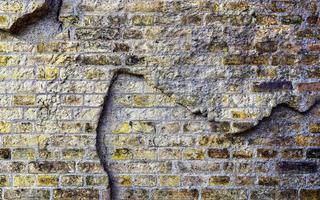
<box><xmin>100</xmin><ymin>74</ymin><xmax>320</xmax><ymax>200</ymax></box>
<box><xmin>0</xmin><ymin>0</ymin><xmax>318</xmax><ymax>199</ymax></box>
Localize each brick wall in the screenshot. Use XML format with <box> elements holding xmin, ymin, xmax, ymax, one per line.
<box><xmin>0</xmin><ymin>0</ymin><xmax>318</xmax><ymax>199</ymax></box>
<box><xmin>100</xmin><ymin>74</ymin><xmax>320</xmax><ymax>199</ymax></box>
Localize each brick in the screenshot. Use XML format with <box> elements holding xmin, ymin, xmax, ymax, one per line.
<box><xmin>120</xmin><ymin>189</ymin><xmax>149</xmax><ymax>200</ymax></box>
<box><xmin>257</xmin><ymin>149</ymin><xmax>278</xmax><ymax>159</ymax></box>
<box><xmin>0</xmin><ymin>148</ymin><xmax>10</xmax><ymax>159</ymax></box>
<box><xmin>153</xmin><ymin>189</ymin><xmax>199</xmax><ymax>200</ymax></box>
<box><xmin>281</xmin><ymin>15</ymin><xmax>303</xmax><ymax>24</ymax></box>
<box><xmin>223</xmin><ymin>55</ymin><xmax>245</xmax><ymax>65</ymax></box>
<box><xmin>300</xmin><ymin>189</ymin><xmax>320</xmax><ymax>200</ymax></box>
<box><xmin>199</xmin><ymin>135</ymin><xmax>231</xmax><ymax>147</ymax></box>
<box><xmin>255</xmin><ymin>41</ymin><xmax>278</xmax><ymax>53</ymax></box>
<box><xmin>281</xmin><ymin>149</ymin><xmax>303</xmax><ymax>159</ymax></box>
<box><xmin>86</xmin><ymin>175</ymin><xmax>108</xmax><ymax>186</ymax></box>
<box><xmin>252</xmin><ymin>81</ymin><xmax>292</xmax><ymax>92</ymax></box>
<box><xmin>4</xmin><ymin>189</ymin><xmax>50</xmax><ymax>200</ymax></box>
<box><xmin>272</xmin><ymin>55</ymin><xmax>295</xmax><ymax>65</ymax></box>
<box><xmin>258</xmin><ymin>176</ymin><xmax>279</xmax><ymax>186</ymax></box>
<box><xmin>53</xmin><ymin>189</ymin><xmax>99</xmax><ymax>200</ymax></box>
<box><xmin>13</xmin><ymin>175</ymin><xmax>35</xmax><ymax>187</ymax></box>
<box><xmin>28</xmin><ymin>161</ymin><xmax>75</xmax><ymax>173</ymax></box>
<box><xmin>159</xmin><ymin>175</ymin><xmax>180</xmax><ymax>187</ymax></box>
<box><xmin>0</xmin><ymin>175</ymin><xmax>9</xmax><ymax>186</ymax></box>
<box><xmin>250</xmin><ymin>189</ymin><xmax>298</xmax><ymax>200</ymax></box>
<box><xmin>37</xmin><ymin>175</ymin><xmax>58</xmax><ymax>186</ymax></box>
<box><xmin>13</xmin><ymin>95</ymin><xmax>36</xmax><ymax>106</ymax></box>
<box><xmin>202</xmin><ymin>189</ymin><xmax>247</xmax><ymax>200</ymax></box>
<box><xmin>183</xmin><ymin>149</ymin><xmax>205</xmax><ymax>160</ymax></box>
<box><xmin>61</xmin><ymin>175</ymin><xmax>83</xmax><ymax>186</ymax></box>
<box><xmin>125</xmin><ymin>1</ymin><xmax>165</xmax><ymax>12</ymax></box>
<box><xmin>298</xmin><ymin>83</ymin><xmax>320</xmax><ymax>92</ymax></box>
<box><xmin>276</xmin><ymin>161</ymin><xmax>318</xmax><ymax>174</ymax></box>
<box><xmin>224</xmin><ymin>2</ymin><xmax>249</xmax><ymax>11</ymax></box>
<box><xmin>256</xmin><ymin>15</ymin><xmax>278</xmax><ymax>25</ymax></box>
<box><xmin>208</xmin><ymin>148</ymin><xmax>229</xmax><ymax>159</ymax></box>
<box><xmin>115</xmin><ymin>175</ymin><xmax>132</xmax><ymax>186</ymax></box>
<box><xmin>132</xmin><ymin>15</ymin><xmax>155</xmax><ymax>26</ymax></box>
<box><xmin>181</xmin><ymin>14</ymin><xmax>202</xmax><ymax>25</ymax></box>
<box><xmin>177</xmin><ymin>161</ymin><xmax>220</xmax><ymax>173</ymax></box>
<box><xmin>209</xmin><ymin>122</ymin><xmax>230</xmax><ymax>132</ymax></box>
<box><xmin>306</xmin><ymin>148</ymin><xmax>320</xmax><ymax>159</ymax></box>
<box><xmin>141</xmin><ymin>126</ymin><xmax>167</xmax><ymax>140</ymax></box>
<box><xmin>75</xmin><ymin>28</ymin><xmax>120</xmax><ymax>40</ymax></box>
<box><xmin>209</xmin><ymin>176</ymin><xmax>230</xmax><ymax>186</ymax></box>
<box><xmin>0</xmin><ymin>121</ymin><xmax>11</xmax><ymax>133</ymax></box>
<box><xmin>301</xmin><ymin>55</ymin><xmax>319</xmax><ymax>65</ymax></box>
<box><xmin>112</xmin><ymin>148</ymin><xmax>133</xmax><ymax>160</ymax></box>
<box><xmin>77</xmin><ymin>54</ymin><xmax>121</xmax><ymax>66</ymax></box>
<box><xmin>235</xmin><ymin>176</ymin><xmax>254</xmax><ymax>186</ymax></box>
<box><xmin>233</xmin><ymin>149</ymin><xmax>253</xmax><ymax>159</ymax></box>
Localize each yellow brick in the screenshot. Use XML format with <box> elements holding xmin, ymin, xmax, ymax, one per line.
<box><xmin>131</xmin><ymin>121</ymin><xmax>155</xmax><ymax>133</ymax></box>
<box><xmin>37</xmin><ymin>175</ymin><xmax>59</xmax><ymax>186</ymax></box>
<box><xmin>0</xmin><ymin>175</ymin><xmax>9</xmax><ymax>186</ymax></box>
<box><xmin>13</xmin><ymin>95</ymin><xmax>36</xmax><ymax>106</ymax></box>
<box><xmin>111</xmin><ymin>122</ymin><xmax>131</xmax><ymax>134</ymax></box>
<box><xmin>0</xmin><ymin>121</ymin><xmax>11</xmax><ymax>133</ymax></box>
<box><xmin>183</xmin><ymin>149</ymin><xmax>205</xmax><ymax>160</ymax></box>
<box><xmin>85</xmin><ymin>69</ymin><xmax>105</xmax><ymax>80</ymax></box>
<box><xmin>232</xmin><ymin>111</ymin><xmax>258</xmax><ymax>119</ymax></box>
<box><xmin>125</xmin><ymin>1</ymin><xmax>164</xmax><ymax>12</ymax></box>
<box><xmin>6</xmin><ymin>2</ymin><xmax>23</xmax><ymax>13</ymax></box>
<box><xmin>12</xmin><ymin>148</ymin><xmax>35</xmax><ymax>160</ymax></box>
<box><xmin>112</xmin><ymin>148</ymin><xmax>133</xmax><ymax>160</ymax></box>
<box><xmin>133</xmin><ymin>148</ymin><xmax>157</xmax><ymax>160</ymax></box>
<box><xmin>38</xmin><ymin>67</ymin><xmax>59</xmax><ymax>80</ymax></box>
<box><xmin>0</xmin><ymin>15</ymin><xmax>9</xmax><ymax>29</ymax></box>
<box><xmin>133</xmin><ymin>95</ymin><xmax>155</xmax><ymax>107</ymax></box>
<box><xmin>0</xmin><ymin>55</ymin><xmax>11</xmax><ymax>66</ymax></box>
<box><xmin>116</xmin><ymin>175</ymin><xmax>132</xmax><ymax>187</ymax></box>
<box><xmin>159</xmin><ymin>175</ymin><xmax>180</xmax><ymax>187</ymax></box>
<box><xmin>13</xmin><ymin>175</ymin><xmax>35</xmax><ymax>187</ymax></box>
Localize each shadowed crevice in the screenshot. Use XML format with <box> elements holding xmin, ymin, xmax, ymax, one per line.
<box><xmin>96</xmin><ymin>71</ymin><xmax>146</xmax><ymax>199</ymax></box>
<box><xmin>8</xmin><ymin>0</ymin><xmax>52</xmax><ymax>34</ymax></box>
<box><xmin>4</xmin><ymin>0</ymin><xmax>63</xmax><ymax>42</ymax></box>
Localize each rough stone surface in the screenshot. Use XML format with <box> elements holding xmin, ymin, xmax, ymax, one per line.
<box><xmin>0</xmin><ymin>0</ymin><xmax>318</xmax><ymax>199</ymax></box>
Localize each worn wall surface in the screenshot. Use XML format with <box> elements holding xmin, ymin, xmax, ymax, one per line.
<box><xmin>0</xmin><ymin>0</ymin><xmax>319</xmax><ymax>199</ymax></box>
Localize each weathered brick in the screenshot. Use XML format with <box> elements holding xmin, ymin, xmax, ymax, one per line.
<box><xmin>4</xmin><ymin>189</ymin><xmax>50</xmax><ymax>200</ymax></box>
<box><xmin>53</xmin><ymin>189</ymin><xmax>99</xmax><ymax>200</ymax></box>
<box><xmin>257</xmin><ymin>149</ymin><xmax>278</xmax><ymax>159</ymax></box>
<box><xmin>28</xmin><ymin>161</ymin><xmax>75</xmax><ymax>173</ymax></box>
<box><xmin>209</xmin><ymin>176</ymin><xmax>230</xmax><ymax>186</ymax></box>
<box><xmin>306</xmin><ymin>148</ymin><xmax>320</xmax><ymax>159</ymax></box>
<box><xmin>281</xmin><ymin>15</ymin><xmax>303</xmax><ymax>24</ymax></box>
<box><xmin>159</xmin><ymin>175</ymin><xmax>180</xmax><ymax>187</ymax></box>
<box><xmin>252</xmin><ymin>81</ymin><xmax>292</xmax><ymax>92</ymax></box>
<box><xmin>258</xmin><ymin>176</ymin><xmax>279</xmax><ymax>186</ymax></box>
<box><xmin>37</xmin><ymin>175</ymin><xmax>58</xmax><ymax>186</ymax></box>
<box><xmin>208</xmin><ymin>148</ymin><xmax>229</xmax><ymax>159</ymax></box>
<box><xmin>298</xmin><ymin>83</ymin><xmax>320</xmax><ymax>92</ymax></box>
<box><xmin>202</xmin><ymin>189</ymin><xmax>247</xmax><ymax>200</ymax></box>
<box><xmin>13</xmin><ymin>95</ymin><xmax>36</xmax><ymax>106</ymax></box>
<box><xmin>255</xmin><ymin>41</ymin><xmax>278</xmax><ymax>53</ymax></box>
<box><xmin>276</xmin><ymin>161</ymin><xmax>318</xmax><ymax>174</ymax></box>
<box><xmin>153</xmin><ymin>189</ymin><xmax>199</xmax><ymax>200</ymax></box>
<box><xmin>300</xmin><ymin>189</ymin><xmax>320</xmax><ymax>200</ymax></box>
